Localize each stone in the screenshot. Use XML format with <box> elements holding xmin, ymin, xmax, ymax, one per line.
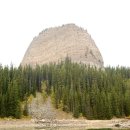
<box><xmin>21</xmin><ymin>24</ymin><xmax>104</xmax><ymax>68</ymax></box>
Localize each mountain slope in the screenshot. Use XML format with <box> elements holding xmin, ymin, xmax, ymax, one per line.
<box><xmin>21</xmin><ymin>24</ymin><xmax>103</xmax><ymax>68</ymax></box>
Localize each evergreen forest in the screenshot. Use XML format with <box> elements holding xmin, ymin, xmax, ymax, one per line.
<box><xmin>0</xmin><ymin>58</ymin><xmax>130</xmax><ymax>119</ymax></box>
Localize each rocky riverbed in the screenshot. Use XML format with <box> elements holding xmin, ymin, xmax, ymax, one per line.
<box><xmin>0</xmin><ymin>118</ymin><xmax>130</xmax><ymax>129</ymax></box>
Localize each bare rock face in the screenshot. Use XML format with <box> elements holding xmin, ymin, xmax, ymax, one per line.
<box><xmin>21</xmin><ymin>24</ymin><xmax>104</xmax><ymax>67</ymax></box>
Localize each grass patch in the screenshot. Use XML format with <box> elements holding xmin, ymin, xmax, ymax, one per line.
<box><xmin>88</xmin><ymin>128</ymin><xmax>112</xmax><ymax>130</ymax></box>
<box><xmin>126</xmin><ymin>115</ymin><xmax>130</xmax><ymax>119</ymax></box>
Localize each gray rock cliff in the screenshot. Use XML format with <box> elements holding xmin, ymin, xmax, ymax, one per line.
<box><xmin>21</xmin><ymin>24</ymin><xmax>104</xmax><ymax>67</ymax></box>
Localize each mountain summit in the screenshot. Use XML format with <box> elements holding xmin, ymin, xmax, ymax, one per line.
<box><xmin>21</xmin><ymin>24</ymin><xmax>104</xmax><ymax>67</ymax></box>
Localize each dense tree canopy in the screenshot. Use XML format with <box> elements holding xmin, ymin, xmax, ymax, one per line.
<box><xmin>0</xmin><ymin>58</ymin><xmax>130</xmax><ymax>119</ymax></box>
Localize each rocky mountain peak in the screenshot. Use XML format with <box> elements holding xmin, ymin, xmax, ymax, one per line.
<box><xmin>21</xmin><ymin>24</ymin><xmax>104</xmax><ymax>68</ymax></box>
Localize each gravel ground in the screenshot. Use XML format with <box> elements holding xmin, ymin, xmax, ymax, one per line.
<box><xmin>0</xmin><ymin>118</ymin><xmax>130</xmax><ymax>129</ymax></box>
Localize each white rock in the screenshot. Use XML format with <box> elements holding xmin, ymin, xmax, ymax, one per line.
<box><xmin>21</xmin><ymin>24</ymin><xmax>104</xmax><ymax>68</ymax></box>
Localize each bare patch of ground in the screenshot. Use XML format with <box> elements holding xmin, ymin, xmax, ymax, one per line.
<box><xmin>0</xmin><ymin>118</ymin><xmax>130</xmax><ymax>129</ymax></box>
<box><xmin>28</xmin><ymin>92</ymin><xmax>73</xmax><ymax>120</ymax></box>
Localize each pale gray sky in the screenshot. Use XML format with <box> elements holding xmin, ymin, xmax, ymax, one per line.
<box><xmin>0</xmin><ymin>0</ymin><xmax>130</xmax><ymax>67</ymax></box>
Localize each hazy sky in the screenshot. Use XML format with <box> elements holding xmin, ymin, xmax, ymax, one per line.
<box><xmin>0</xmin><ymin>0</ymin><xmax>130</xmax><ymax>67</ymax></box>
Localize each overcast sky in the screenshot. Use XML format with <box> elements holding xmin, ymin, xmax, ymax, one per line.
<box><xmin>0</xmin><ymin>0</ymin><xmax>130</xmax><ymax>67</ymax></box>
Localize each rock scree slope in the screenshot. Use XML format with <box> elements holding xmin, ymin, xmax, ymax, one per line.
<box><xmin>21</xmin><ymin>24</ymin><xmax>104</xmax><ymax>67</ymax></box>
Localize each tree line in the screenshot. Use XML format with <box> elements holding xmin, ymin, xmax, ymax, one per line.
<box><xmin>0</xmin><ymin>58</ymin><xmax>130</xmax><ymax>119</ymax></box>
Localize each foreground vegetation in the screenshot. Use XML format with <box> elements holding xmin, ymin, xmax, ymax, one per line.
<box><xmin>0</xmin><ymin>58</ymin><xmax>130</xmax><ymax>119</ymax></box>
